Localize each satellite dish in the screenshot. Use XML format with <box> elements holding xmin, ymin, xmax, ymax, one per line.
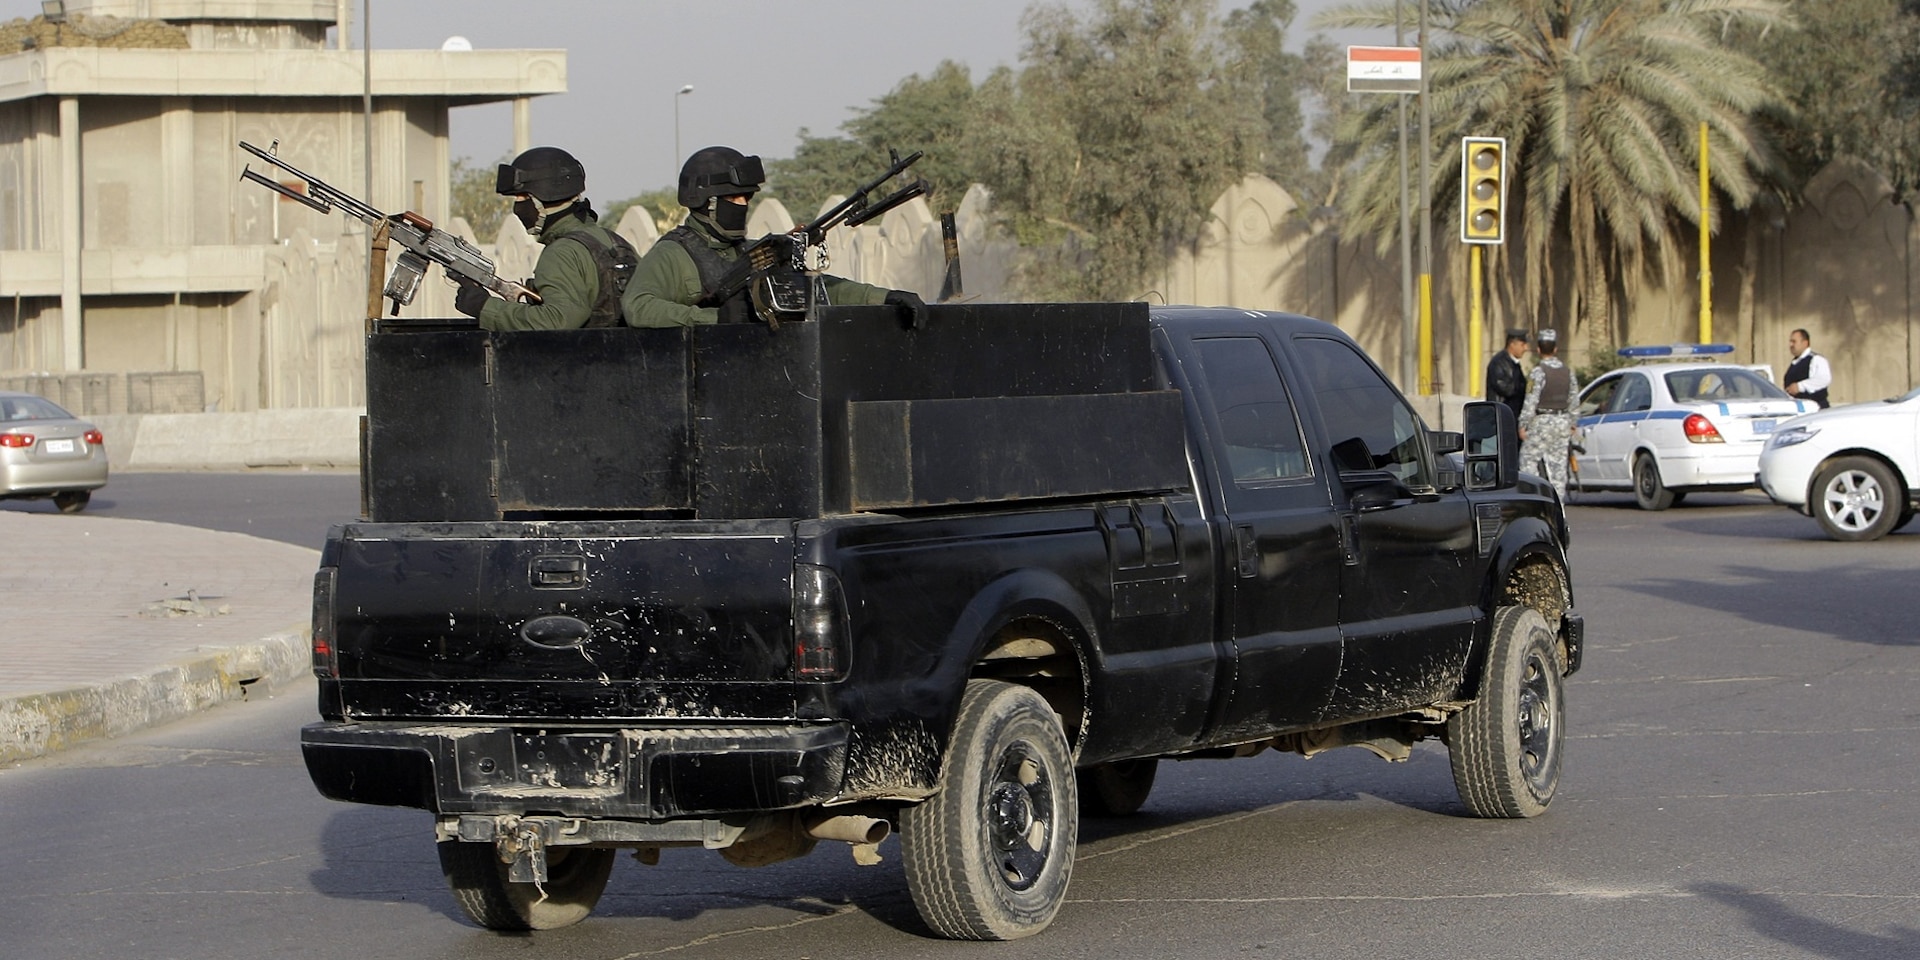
<box><xmin>441</xmin><ymin>36</ymin><xmax>473</xmax><ymax>52</ymax></box>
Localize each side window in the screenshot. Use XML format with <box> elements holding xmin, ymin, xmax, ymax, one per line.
<box><xmin>1293</xmin><ymin>336</ymin><xmax>1432</xmax><ymax>488</ymax></box>
<box><xmin>1615</xmin><ymin>374</ymin><xmax>1652</xmax><ymax>413</ymax></box>
<box><xmin>1577</xmin><ymin>378</ymin><xmax>1617</xmax><ymax>417</ymax></box>
<box><xmin>1192</xmin><ymin>337</ymin><xmax>1311</xmax><ymax>484</ymax></box>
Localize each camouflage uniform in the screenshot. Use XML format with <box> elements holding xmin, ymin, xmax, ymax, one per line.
<box><xmin>1519</xmin><ymin>355</ymin><xmax>1581</xmax><ymax>499</ymax></box>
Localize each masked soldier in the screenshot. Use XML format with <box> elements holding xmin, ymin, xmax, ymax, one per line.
<box><xmin>454</xmin><ymin>146</ymin><xmax>637</xmax><ymax>331</ymax></box>
<box><xmin>622</xmin><ymin>146</ymin><xmax>925</xmax><ymax>328</ymax></box>
<box><xmin>1519</xmin><ymin>328</ymin><xmax>1581</xmax><ymax>499</ymax></box>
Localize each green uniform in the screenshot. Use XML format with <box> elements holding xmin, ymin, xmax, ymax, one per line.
<box><xmin>622</xmin><ymin>215</ymin><xmax>890</xmax><ymax>328</ymax></box>
<box><xmin>477</xmin><ymin>213</ymin><xmax>621</xmax><ymax>332</ymax></box>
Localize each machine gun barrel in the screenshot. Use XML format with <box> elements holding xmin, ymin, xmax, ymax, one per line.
<box><xmin>803</xmin><ymin>149</ymin><xmax>924</xmax><ymax>242</ymax></box>
<box><xmin>238</xmin><ymin>139</ymin><xmax>538</xmax><ymax>314</ymax></box>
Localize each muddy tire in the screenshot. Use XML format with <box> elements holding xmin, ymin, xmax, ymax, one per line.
<box><xmin>438</xmin><ymin>841</ymin><xmax>614</xmax><ymax>931</ymax></box>
<box><xmin>901</xmin><ymin>679</ymin><xmax>1077</xmax><ymax>940</ymax></box>
<box><xmin>53</xmin><ymin>490</ymin><xmax>89</xmax><ymax>514</ymax></box>
<box><xmin>1077</xmin><ymin>758</ymin><xmax>1158</xmax><ymax>817</ymax></box>
<box><xmin>1633</xmin><ymin>455</ymin><xmax>1675</xmax><ymax>511</ymax></box>
<box><xmin>1448</xmin><ymin>606</ymin><xmax>1564</xmax><ymax>818</ymax></box>
<box><xmin>1813</xmin><ymin>456</ymin><xmax>1902</xmax><ymax>541</ymax></box>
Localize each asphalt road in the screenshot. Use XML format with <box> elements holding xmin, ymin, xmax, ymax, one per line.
<box><xmin>2</xmin><ymin>487</ymin><xmax>1917</xmax><ymax>959</ymax></box>
<box><xmin>0</xmin><ymin>469</ymin><xmax>362</xmax><ymax>549</ymax></box>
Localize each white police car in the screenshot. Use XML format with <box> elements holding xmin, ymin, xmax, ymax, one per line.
<box><xmin>1757</xmin><ymin>384</ymin><xmax>1920</xmax><ymax>540</ymax></box>
<box><xmin>1572</xmin><ymin>345</ymin><xmax>1813</xmax><ymax>510</ymax></box>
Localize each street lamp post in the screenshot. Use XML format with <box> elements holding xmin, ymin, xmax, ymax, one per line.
<box><xmin>674</xmin><ymin>84</ymin><xmax>694</xmax><ymax>176</ymax></box>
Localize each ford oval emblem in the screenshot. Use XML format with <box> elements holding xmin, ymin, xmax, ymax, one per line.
<box><xmin>520</xmin><ymin>614</ymin><xmax>592</xmax><ymax>650</ymax></box>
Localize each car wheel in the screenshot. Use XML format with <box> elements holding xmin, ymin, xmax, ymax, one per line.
<box><xmin>1077</xmin><ymin>757</ymin><xmax>1158</xmax><ymax>817</ymax></box>
<box><xmin>1633</xmin><ymin>455</ymin><xmax>1675</xmax><ymax>511</ymax></box>
<box><xmin>1812</xmin><ymin>456</ymin><xmax>1902</xmax><ymax>541</ymax></box>
<box><xmin>901</xmin><ymin>679</ymin><xmax>1077</xmax><ymax>940</ymax></box>
<box><xmin>53</xmin><ymin>490</ymin><xmax>90</xmax><ymax>514</ymax></box>
<box><xmin>1447</xmin><ymin>606</ymin><xmax>1564</xmax><ymax>818</ymax></box>
<box><xmin>439</xmin><ymin>841</ymin><xmax>615</xmax><ymax>931</ymax></box>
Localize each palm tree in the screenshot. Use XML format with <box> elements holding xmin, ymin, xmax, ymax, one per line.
<box><xmin>1318</xmin><ymin>0</ymin><xmax>1792</xmax><ymax>352</ymax></box>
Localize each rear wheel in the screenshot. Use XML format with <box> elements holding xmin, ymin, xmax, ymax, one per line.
<box><xmin>1633</xmin><ymin>455</ymin><xmax>1675</xmax><ymax>511</ymax></box>
<box><xmin>902</xmin><ymin>679</ymin><xmax>1077</xmax><ymax>940</ymax></box>
<box><xmin>438</xmin><ymin>841</ymin><xmax>615</xmax><ymax>931</ymax></box>
<box><xmin>1448</xmin><ymin>606</ymin><xmax>1564</xmax><ymax>818</ymax></box>
<box><xmin>1812</xmin><ymin>456</ymin><xmax>1902</xmax><ymax>541</ymax></box>
<box><xmin>1077</xmin><ymin>758</ymin><xmax>1158</xmax><ymax>817</ymax></box>
<box><xmin>53</xmin><ymin>490</ymin><xmax>90</xmax><ymax>513</ymax></box>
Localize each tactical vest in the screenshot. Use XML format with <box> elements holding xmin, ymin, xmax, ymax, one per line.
<box><xmin>1785</xmin><ymin>352</ymin><xmax>1829</xmax><ymax>407</ymax></box>
<box><xmin>662</xmin><ymin>225</ymin><xmax>754</xmax><ymax>324</ymax></box>
<box><xmin>556</xmin><ymin>225</ymin><xmax>638</xmax><ymax>328</ymax></box>
<box><xmin>1536</xmin><ymin>362</ymin><xmax>1572</xmax><ymax>413</ymax></box>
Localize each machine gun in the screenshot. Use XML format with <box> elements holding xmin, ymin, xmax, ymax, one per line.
<box><xmin>698</xmin><ymin>149</ymin><xmax>928</xmax><ymax>327</ymax></box>
<box><xmin>238</xmin><ymin>140</ymin><xmax>539</xmax><ymax>317</ymax></box>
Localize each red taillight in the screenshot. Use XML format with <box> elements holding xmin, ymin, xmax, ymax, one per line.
<box><xmin>0</xmin><ymin>433</ymin><xmax>33</xmax><ymax>448</ymax></box>
<box><xmin>1683</xmin><ymin>413</ymin><xmax>1724</xmax><ymax>443</ymax></box>
<box><xmin>792</xmin><ymin>564</ymin><xmax>849</xmax><ymax>681</ymax></box>
<box><xmin>311</xmin><ymin>569</ymin><xmax>339</xmax><ymax>678</ymax></box>
<box><xmin>83</xmin><ymin>429</ymin><xmax>104</xmax><ymax>445</ymax></box>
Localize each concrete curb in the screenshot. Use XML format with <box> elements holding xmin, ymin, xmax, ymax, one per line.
<box><xmin>90</xmin><ymin>408</ymin><xmax>363</xmax><ymax>471</ymax></box>
<box><xmin>0</xmin><ymin>626</ymin><xmax>311</xmax><ymax>764</ymax></box>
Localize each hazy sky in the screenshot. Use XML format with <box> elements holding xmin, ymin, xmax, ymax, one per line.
<box><xmin>352</xmin><ymin>0</ymin><xmax>1386</xmax><ymax>203</ymax></box>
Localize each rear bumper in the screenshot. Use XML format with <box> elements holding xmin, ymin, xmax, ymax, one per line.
<box><xmin>1660</xmin><ymin>447</ymin><xmax>1763</xmax><ymax>488</ymax></box>
<box><xmin>0</xmin><ymin>453</ymin><xmax>107</xmax><ymax>495</ymax></box>
<box><xmin>300</xmin><ymin>721</ymin><xmax>849</xmax><ymax>819</ymax></box>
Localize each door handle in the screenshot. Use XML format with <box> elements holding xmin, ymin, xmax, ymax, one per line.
<box><xmin>1234</xmin><ymin>524</ymin><xmax>1257</xmax><ymax>578</ymax></box>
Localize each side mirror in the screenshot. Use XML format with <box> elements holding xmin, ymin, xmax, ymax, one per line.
<box><xmin>1464</xmin><ymin>401</ymin><xmax>1519</xmax><ymax>490</ymax></box>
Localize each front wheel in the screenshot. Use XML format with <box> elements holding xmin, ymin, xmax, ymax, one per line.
<box><xmin>1633</xmin><ymin>455</ymin><xmax>1675</xmax><ymax>511</ymax></box>
<box><xmin>1813</xmin><ymin>456</ymin><xmax>1902</xmax><ymax>541</ymax></box>
<box><xmin>1448</xmin><ymin>606</ymin><xmax>1565</xmax><ymax>818</ymax></box>
<box><xmin>439</xmin><ymin>841</ymin><xmax>615</xmax><ymax>931</ymax></box>
<box><xmin>901</xmin><ymin>680</ymin><xmax>1077</xmax><ymax>940</ymax></box>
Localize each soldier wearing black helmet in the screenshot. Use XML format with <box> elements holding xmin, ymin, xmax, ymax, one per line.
<box><xmin>454</xmin><ymin>146</ymin><xmax>637</xmax><ymax>331</ymax></box>
<box><xmin>623</xmin><ymin>146</ymin><xmax>924</xmax><ymax>328</ymax></box>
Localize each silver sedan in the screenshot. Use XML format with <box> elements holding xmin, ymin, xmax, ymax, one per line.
<box><xmin>0</xmin><ymin>391</ymin><xmax>108</xmax><ymax>513</ymax></box>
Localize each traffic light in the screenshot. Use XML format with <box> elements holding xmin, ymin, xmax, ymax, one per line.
<box><xmin>1460</xmin><ymin>137</ymin><xmax>1506</xmax><ymax>245</ymax></box>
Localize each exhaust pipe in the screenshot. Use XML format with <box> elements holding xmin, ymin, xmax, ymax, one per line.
<box><xmin>805</xmin><ymin>814</ymin><xmax>890</xmax><ymax>845</ymax></box>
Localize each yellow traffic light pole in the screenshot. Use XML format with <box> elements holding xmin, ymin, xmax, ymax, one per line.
<box><xmin>1461</xmin><ymin>137</ymin><xmax>1506</xmax><ymax>397</ymax></box>
<box><xmin>1699</xmin><ymin>121</ymin><xmax>1711</xmax><ymax>344</ymax></box>
<box><xmin>1469</xmin><ymin>246</ymin><xmax>1483</xmax><ymax>396</ymax></box>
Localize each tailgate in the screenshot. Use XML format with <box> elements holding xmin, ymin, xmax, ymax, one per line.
<box><xmin>325</xmin><ymin>519</ymin><xmax>802</xmax><ymax>722</ymax></box>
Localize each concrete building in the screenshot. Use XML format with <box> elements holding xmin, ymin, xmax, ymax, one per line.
<box><xmin>0</xmin><ymin>0</ymin><xmax>561</xmax><ymax>411</ymax></box>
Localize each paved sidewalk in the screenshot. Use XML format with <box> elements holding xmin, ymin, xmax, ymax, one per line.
<box><xmin>0</xmin><ymin>510</ymin><xmax>316</xmax><ymax>763</ymax></box>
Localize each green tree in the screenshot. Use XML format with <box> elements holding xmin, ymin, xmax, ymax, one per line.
<box><xmin>767</xmin><ymin>61</ymin><xmax>980</xmax><ymax>219</ymax></box>
<box><xmin>1319</xmin><ymin>0</ymin><xmax>1792</xmax><ymax>351</ymax></box>
<box><xmin>1223</xmin><ymin>0</ymin><xmax>1317</xmax><ymax>200</ymax></box>
<box><xmin>1736</xmin><ymin>0</ymin><xmax>1920</xmax><ymax>195</ymax></box>
<box><xmin>450</xmin><ymin>157</ymin><xmax>508</xmax><ymax>239</ymax></box>
<box><xmin>964</xmin><ymin>0</ymin><xmax>1266</xmax><ymax>300</ymax></box>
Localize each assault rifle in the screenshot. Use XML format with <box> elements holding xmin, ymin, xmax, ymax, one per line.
<box><xmin>698</xmin><ymin>149</ymin><xmax>928</xmax><ymax>327</ymax></box>
<box><xmin>238</xmin><ymin>140</ymin><xmax>539</xmax><ymax>317</ymax></box>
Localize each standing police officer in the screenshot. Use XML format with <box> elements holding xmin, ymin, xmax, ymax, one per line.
<box><xmin>622</xmin><ymin>146</ymin><xmax>924</xmax><ymax>328</ymax></box>
<box><xmin>1783</xmin><ymin>328</ymin><xmax>1832</xmax><ymax>408</ymax></box>
<box><xmin>1519</xmin><ymin>328</ymin><xmax>1581</xmax><ymax>499</ymax></box>
<box><xmin>1485</xmin><ymin>328</ymin><xmax>1529</xmax><ymax>418</ymax></box>
<box><xmin>454</xmin><ymin>146</ymin><xmax>637</xmax><ymax>331</ymax></box>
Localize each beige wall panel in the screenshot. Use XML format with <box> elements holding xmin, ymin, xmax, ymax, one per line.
<box><xmin>82</xmin><ymin>98</ymin><xmax>164</xmax><ymax>248</ymax></box>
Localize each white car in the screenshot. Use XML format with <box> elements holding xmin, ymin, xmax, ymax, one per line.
<box><xmin>1572</xmin><ymin>361</ymin><xmax>1813</xmax><ymax>510</ymax></box>
<box><xmin>1758</xmin><ymin>385</ymin><xmax>1920</xmax><ymax>540</ymax></box>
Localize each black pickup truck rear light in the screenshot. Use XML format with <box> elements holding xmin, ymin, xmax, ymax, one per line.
<box><xmin>791</xmin><ymin>564</ymin><xmax>850</xmax><ymax>680</ymax></box>
<box><xmin>310</xmin><ymin>568</ymin><xmax>339</xmax><ymax>678</ymax></box>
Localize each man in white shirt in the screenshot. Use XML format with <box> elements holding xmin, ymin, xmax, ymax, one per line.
<box><xmin>1784</xmin><ymin>328</ymin><xmax>1831</xmax><ymax>408</ymax></box>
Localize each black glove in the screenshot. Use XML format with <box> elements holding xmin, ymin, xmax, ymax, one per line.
<box><xmin>454</xmin><ymin>280</ymin><xmax>491</xmax><ymax>319</ymax></box>
<box><xmin>885</xmin><ymin>289</ymin><xmax>926</xmax><ymax>329</ymax></box>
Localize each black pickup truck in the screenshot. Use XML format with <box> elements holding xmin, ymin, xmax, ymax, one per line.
<box><xmin>303</xmin><ymin>302</ymin><xmax>1582</xmax><ymax>939</ymax></box>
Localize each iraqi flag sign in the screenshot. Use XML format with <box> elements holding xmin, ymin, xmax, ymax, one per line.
<box><xmin>1347</xmin><ymin>46</ymin><xmax>1421</xmax><ymax>94</ymax></box>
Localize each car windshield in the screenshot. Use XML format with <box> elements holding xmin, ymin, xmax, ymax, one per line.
<box><xmin>1661</xmin><ymin>367</ymin><xmax>1788</xmax><ymax>402</ymax></box>
<box><xmin>0</xmin><ymin>395</ymin><xmax>73</xmax><ymax>422</ymax></box>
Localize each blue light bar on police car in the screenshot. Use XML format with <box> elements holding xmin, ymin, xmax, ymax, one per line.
<box><xmin>1616</xmin><ymin>344</ymin><xmax>1736</xmax><ymax>358</ymax></box>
